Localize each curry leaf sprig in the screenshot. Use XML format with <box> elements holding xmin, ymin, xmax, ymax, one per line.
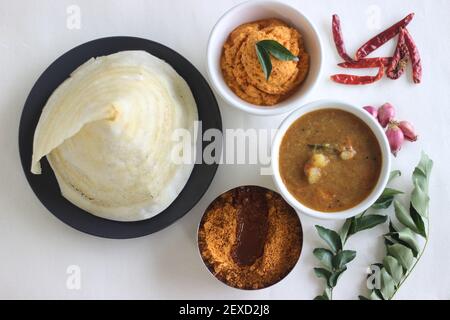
<box><xmin>313</xmin><ymin>170</ymin><xmax>403</xmax><ymax>300</ymax></box>
<box><xmin>255</xmin><ymin>40</ymin><xmax>299</xmax><ymax>80</ymax></box>
<box><xmin>361</xmin><ymin>152</ymin><xmax>433</xmax><ymax>300</ymax></box>
<box><xmin>313</xmin><ymin>170</ymin><xmax>402</xmax><ymax>300</ymax></box>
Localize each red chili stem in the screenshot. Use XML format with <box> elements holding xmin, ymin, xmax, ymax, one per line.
<box><xmin>331</xmin><ymin>60</ymin><xmax>384</xmax><ymax>85</ymax></box>
<box><xmin>338</xmin><ymin>57</ymin><xmax>391</xmax><ymax>68</ymax></box>
<box><xmin>403</xmin><ymin>28</ymin><xmax>422</xmax><ymax>84</ymax></box>
<box><xmin>332</xmin><ymin>14</ymin><xmax>355</xmax><ymax>63</ymax></box>
<box><xmin>386</xmin><ymin>28</ymin><xmax>409</xmax><ymax>79</ymax></box>
<box><xmin>355</xmin><ymin>13</ymin><xmax>414</xmax><ymax>60</ymax></box>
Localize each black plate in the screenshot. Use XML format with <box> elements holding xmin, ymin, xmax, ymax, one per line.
<box><xmin>19</xmin><ymin>37</ymin><xmax>222</xmax><ymax>239</ymax></box>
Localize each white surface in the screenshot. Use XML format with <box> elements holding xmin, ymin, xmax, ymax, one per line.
<box><xmin>0</xmin><ymin>0</ymin><xmax>449</xmax><ymax>300</ymax></box>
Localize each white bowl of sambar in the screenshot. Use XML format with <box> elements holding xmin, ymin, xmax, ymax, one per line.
<box><xmin>272</xmin><ymin>100</ymin><xmax>391</xmax><ymax>220</ymax></box>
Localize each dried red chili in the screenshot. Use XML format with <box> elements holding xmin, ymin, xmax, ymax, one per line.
<box><xmin>338</xmin><ymin>57</ymin><xmax>391</xmax><ymax>69</ymax></box>
<box><xmin>386</xmin><ymin>28</ymin><xmax>409</xmax><ymax>79</ymax></box>
<box><xmin>355</xmin><ymin>13</ymin><xmax>414</xmax><ymax>60</ymax></box>
<box><xmin>331</xmin><ymin>60</ymin><xmax>384</xmax><ymax>85</ymax></box>
<box><xmin>332</xmin><ymin>14</ymin><xmax>355</xmax><ymax>63</ymax></box>
<box><xmin>403</xmin><ymin>28</ymin><xmax>422</xmax><ymax>83</ymax></box>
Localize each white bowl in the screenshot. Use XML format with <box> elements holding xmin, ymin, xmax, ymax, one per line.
<box><xmin>206</xmin><ymin>0</ymin><xmax>323</xmax><ymax>116</ymax></box>
<box><xmin>271</xmin><ymin>100</ymin><xmax>392</xmax><ymax>220</ymax></box>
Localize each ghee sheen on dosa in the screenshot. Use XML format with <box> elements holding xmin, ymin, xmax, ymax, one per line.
<box><xmin>31</xmin><ymin>51</ymin><xmax>198</xmax><ymax>221</ymax></box>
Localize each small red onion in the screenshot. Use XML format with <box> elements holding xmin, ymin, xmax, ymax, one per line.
<box><xmin>363</xmin><ymin>106</ymin><xmax>378</xmax><ymax>118</ymax></box>
<box><xmin>386</xmin><ymin>124</ymin><xmax>404</xmax><ymax>156</ymax></box>
<box><xmin>378</xmin><ymin>103</ymin><xmax>396</xmax><ymax>127</ymax></box>
<box><xmin>398</xmin><ymin>120</ymin><xmax>418</xmax><ymax>141</ymax></box>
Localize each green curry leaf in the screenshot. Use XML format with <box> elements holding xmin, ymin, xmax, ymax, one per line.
<box><xmin>411</xmin><ymin>152</ymin><xmax>433</xmax><ymax>219</ymax></box>
<box><xmin>314</xmin><ymin>268</ymin><xmax>332</xmax><ymax>283</ymax></box>
<box><xmin>315</xmin><ymin>226</ymin><xmax>342</xmax><ymax>253</ymax></box>
<box><xmin>351</xmin><ymin>214</ymin><xmax>387</xmax><ymax>234</ymax></box>
<box><xmin>380</xmin><ymin>268</ymin><xmax>396</xmax><ymax>299</ymax></box>
<box><xmin>389</xmin><ymin>170</ymin><xmax>402</xmax><ymax>183</ymax></box>
<box><xmin>387</xmin><ymin>243</ymin><xmax>415</xmax><ymax>271</ymax></box>
<box><xmin>255</xmin><ymin>40</ymin><xmax>298</xmax><ymax>80</ymax></box>
<box><xmin>257</xmin><ymin>39</ymin><xmax>299</xmax><ymax>61</ymax></box>
<box><xmin>372</xmin><ymin>196</ymin><xmax>395</xmax><ymax>209</ymax></box>
<box><xmin>410</xmin><ymin>206</ymin><xmax>427</xmax><ymax>238</ymax></box>
<box><xmin>313</xmin><ymin>248</ymin><xmax>334</xmax><ymax>270</ymax></box>
<box><xmin>394</xmin><ymin>200</ymin><xmax>420</xmax><ymax>234</ymax></box>
<box><xmin>255</xmin><ymin>44</ymin><xmax>272</xmax><ymax>80</ymax></box>
<box><xmin>383</xmin><ymin>256</ymin><xmax>404</xmax><ymax>284</ymax></box>
<box><xmin>328</xmin><ymin>266</ymin><xmax>347</xmax><ymax>288</ymax></box>
<box><xmin>381</xmin><ymin>188</ymin><xmax>404</xmax><ymax>197</ymax></box>
<box><xmin>339</xmin><ymin>217</ymin><xmax>354</xmax><ymax>244</ymax></box>
<box><xmin>332</xmin><ymin>250</ymin><xmax>356</xmax><ymax>270</ymax></box>
<box><xmin>394</xmin><ymin>227</ymin><xmax>420</xmax><ymax>257</ymax></box>
<box><xmin>314</xmin><ymin>287</ymin><xmax>332</xmax><ymax>300</ymax></box>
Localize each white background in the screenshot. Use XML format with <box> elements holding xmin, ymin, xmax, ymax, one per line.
<box><xmin>0</xmin><ymin>0</ymin><xmax>449</xmax><ymax>300</ymax></box>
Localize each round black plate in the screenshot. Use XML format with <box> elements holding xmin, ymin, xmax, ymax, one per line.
<box><xmin>19</xmin><ymin>37</ymin><xmax>222</xmax><ymax>239</ymax></box>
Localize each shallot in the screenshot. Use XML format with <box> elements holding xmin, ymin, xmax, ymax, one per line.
<box><xmin>378</xmin><ymin>103</ymin><xmax>396</xmax><ymax>127</ymax></box>
<box><xmin>363</xmin><ymin>106</ymin><xmax>378</xmax><ymax>118</ymax></box>
<box><xmin>398</xmin><ymin>120</ymin><xmax>418</xmax><ymax>141</ymax></box>
<box><xmin>363</xmin><ymin>102</ymin><xmax>418</xmax><ymax>156</ymax></box>
<box><xmin>386</xmin><ymin>123</ymin><xmax>404</xmax><ymax>156</ymax></box>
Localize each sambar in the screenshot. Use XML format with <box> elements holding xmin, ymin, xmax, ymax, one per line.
<box><xmin>278</xmin><ymin>108</ymin><xmax>382</xmax><ymax>212</ymax></box>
